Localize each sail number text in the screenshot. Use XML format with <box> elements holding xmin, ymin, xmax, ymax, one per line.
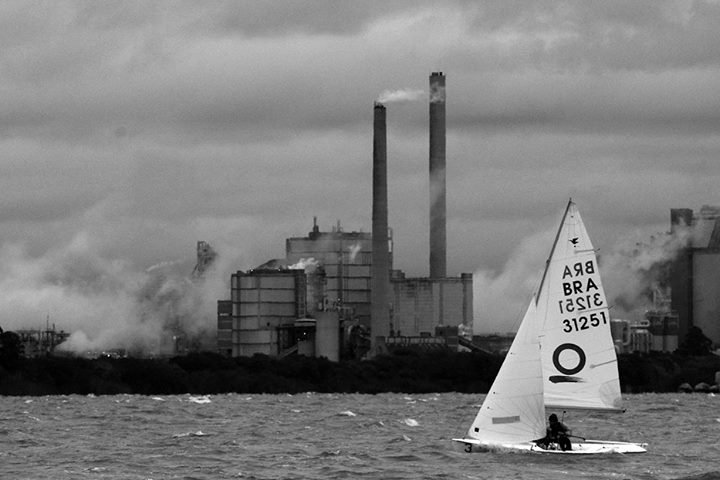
<box><xmin>558</xmin><ymin>260</ymin><xmax>607</xmax><ymax>333</ymax></box>
<box><xmin>562</xmin><ymin>311</ymin><xmax>608</xmax><ymax>333</ymax></box>
<box><xmin>557</xmin><ymin>293</ymin><xmax>604</xmax><ymax>314</ymax></box>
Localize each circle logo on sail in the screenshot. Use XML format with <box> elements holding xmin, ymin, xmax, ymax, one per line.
<box><xmin>552</xmin><ymin>343</ymin><xmax>586</xmax><ymax>375</ymax></box>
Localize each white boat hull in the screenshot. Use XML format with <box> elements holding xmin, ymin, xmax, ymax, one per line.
<box><xmin>452</xmin><ymin>438</ymin><xmax>647</xmax><ymax>455</ymax></box>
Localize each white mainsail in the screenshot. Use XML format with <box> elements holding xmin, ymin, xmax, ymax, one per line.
<box><xmin>465</xmin><ymin>300</ymin><xmax>546</xmax><ymax>444</ymax></box>
<box><xmin>536</xmin><ymin>201</ymin><xmax>623</xmax><ymax>412</ymax></box>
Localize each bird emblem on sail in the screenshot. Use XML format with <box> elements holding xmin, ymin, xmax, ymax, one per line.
<box><xmin>570</xmin><ymin>237</ymin><xmax>579</xmax><ymax>246</ymax></box>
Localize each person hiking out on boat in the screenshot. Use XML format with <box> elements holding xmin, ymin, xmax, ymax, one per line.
<box><xmin>537</xmin><ymin>413</ymin><xmax>572</xmax><ymax>451</ymax></box>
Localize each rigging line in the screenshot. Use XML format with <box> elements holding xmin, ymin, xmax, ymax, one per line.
<box><xmin>589</xmin><ymin>359</ymin><xmax>616</xmax><ymax>369</ymax></box>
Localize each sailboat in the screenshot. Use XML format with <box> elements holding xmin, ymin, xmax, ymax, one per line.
<box><xmin>453</xmin><ymin>200</ymin><xmax>647</xmax><ymax>454</ymax></box>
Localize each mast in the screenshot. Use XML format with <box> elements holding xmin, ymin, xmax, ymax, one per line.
<box><xmin>536</xmin><ymin>199</ymin><xmax>574</xmax><ymax>305</ymax></box>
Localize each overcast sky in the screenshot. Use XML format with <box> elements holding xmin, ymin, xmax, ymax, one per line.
<box><xmin>1</xmin><ymin>1</ymin><xmax>719</xmax><ymax>345</ymax></box>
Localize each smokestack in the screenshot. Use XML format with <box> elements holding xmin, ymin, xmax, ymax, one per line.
<box><xmin>371</xmin><ymin>102</ymin><xmax>391</xmax><ymax>350</ymax></box>
<box><xmin>429</xmin><ymin>72</ymin><xmax>446</xmax><ymax>279</ymax></box>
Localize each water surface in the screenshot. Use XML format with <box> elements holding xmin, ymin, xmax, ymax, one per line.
<box><xmin>1</xmin><ymin>392</ymin><xmax>717</xmax><ymax>479</ymax></box>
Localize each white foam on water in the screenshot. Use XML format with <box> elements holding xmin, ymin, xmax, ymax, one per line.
<box><xmin>188</xmin><ymin>395</ymin><xmax>212</xmax><ymax>404</ymax></box>
<box><xmin>173</xmin><ymin>430</ymin><xmax>207</xmax><ymax>438</ymax></box>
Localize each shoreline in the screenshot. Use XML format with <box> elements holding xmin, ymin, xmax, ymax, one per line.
<box><xmin>1</xmin><ymin>350</ymin><xmax>718</xmax><ymax>396</ymax></box>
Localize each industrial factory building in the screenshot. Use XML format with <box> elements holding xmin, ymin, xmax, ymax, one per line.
<box><xmin>610</xmin><ymin>205</ymin><xmax>720</xmax><ymax>354</ymax></box>
<box><xmin>217</xmin><ymin>72</ymin><xmax>474</xmax><ymax>360</ymax></box>
<box><xmin>217</xmin><ymin>219</ymin><xmax>473</xmax><ymax>360</ymax></box>
<box><xmin>670</xmin><ymin>205</ymin><xmax>720</xmax><ymax>348</ymax></box>
<box><xmin>286</xmin><ymin>219</ymin><xmax>376</xmax><ymax>327</ymax></box>
<box><xmin>220</xmin><ymin>266</ymin><xmax>341</xmax><ymax>360</ymax></box>
<box><xmin>14</xmin><ymin>325</ymin><xmax>70</xmax><ymax>358</ymax></box>
<box><xmin>611</xmin><ymin>311</ymin><xmax>679</xmax><ymax>355</ymax></box>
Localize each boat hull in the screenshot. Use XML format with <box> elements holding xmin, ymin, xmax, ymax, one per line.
<box><xmin>452</xmin><ymin>438</ymin><xmax>647</xmax><ymax>455</ymax></box>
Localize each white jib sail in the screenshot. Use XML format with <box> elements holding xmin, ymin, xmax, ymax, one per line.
<box><xmin>466</xmin><ymin>300</ymin><xmax>547</xmax><ymax>444</ymax></box>
<box><xmin>537</xmin><ymin>201</ymin><xmax>623</xmax><ymax>412</ymax></box>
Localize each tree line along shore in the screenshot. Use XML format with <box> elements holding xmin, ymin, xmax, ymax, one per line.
<box><xmin>0</xmin><ymin>350</ymin><xmax>719</xmax><ymax>396</ymax></box>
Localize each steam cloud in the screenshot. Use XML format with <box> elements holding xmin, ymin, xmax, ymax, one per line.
<box><xmin>473</xmin><ymin>226</ymin><xmax>689</xmax><ymax>334</ymax></box>
<box><xmin>348</xmin><ymin>243</ymin><xmax>362</xmax><ymax>263</ymax></box>
<box><xmin>288</xmin><ymin>257</ymin><xmax>320</xmax><ymax>273</ymax></box>
<box><xmin>473</xmin><ymin>229</ymin><xmax>553</xmax><ymax>334</ymax></box>
<box><xmin>0</xmin><ymin>232</ymin><xmax>237</xmax><ymax>356</ymax></box>
<box><xmin>600</xmin><ymin>228</ymin><xmax>689</xmax><ymax>320</ymax></box>
<box><xmin>376</xmin><ymin>88</ymin><xmax>425</xmax><ymax>104</ymax></box>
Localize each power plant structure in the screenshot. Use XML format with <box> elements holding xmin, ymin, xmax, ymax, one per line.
<box><xmin>13</xmin><ymin>324</ymin><xmax>70</xmax><ymax>358</ymax></box>
<box><xmin>607</xmin><ymin>205</ymin><xmax>720</xmax><ymax>355</ymax></box>
<box><xmin>611</xmin><ymin>290</ymin><xmax>679</xmax><ymax>355</ymax></box>
<box><xmin>217</xmin><ymin>72</ymin><xmax>474</xmax><ymax>360</ymax></box>
<box><xmin>287</xmin><ymin>218</ymin><xmax>376</xmax><ymax>326</ymax></box>
<box><xmin>429</xmin><ymin>72</ymin><xmax>447</xmax><ymax>280</ymax></box>
<box><xmin>192</xmin><ymin>241</ymin><xmax>217</xmax><ymax>278</ymax></box>
<box><xmin>214</xmin><ymin>73</ymin><xmax>720</xmax><ymax>360</ymax></box>
<box><xmin>371</xmin><ymin>102</ymin><xmax>391</xmax><ymax>353</ymax></box>
<box><xmin>670</xmin><ymin>205</ymin><xmax>720</xmax><ymax>349</ymax></box>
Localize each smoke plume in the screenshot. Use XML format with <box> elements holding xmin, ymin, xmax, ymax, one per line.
<box><xmin>348</xmin><ymin>243</ymin><xmax>362</xmax><ymax>262</ymax></box>
<box><xmin>473</xmin><ymin>226</ymin><xmax>689</xmax><ymax>334</ymax></box>
<box><xmin>600</xmin><ymin>228</ymin><xmax>689</xmax><ymax>320</ymax></box>
<box><xmin>473</xmin><ymin>229</ymin><xmax>552</xmax><ymax>334</ymax></box>
<box><xmin>376</xmin><ymin>88</ymin><xmax>425</xmax><ymax>104</ymax></box>
<box><xmin>288</xmin><ymin>257</ymin><xmax>320</xmax><ymax>273</ymax></box>
<box><xmin>0</xmin><ymin>232</ymin><xmax>237</xmax><ymax>356</ymax></box>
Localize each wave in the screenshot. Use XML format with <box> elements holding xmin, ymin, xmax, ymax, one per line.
<box><xmin>172</xmin><ymin>430</ymin><xmax>209</xmax><ymax>438</ymax></box>
<box><xmin>671</xmin><ymin>472</ymin><xmax>720</xmax><ymax>480</ymax></box>
<box><xmin>188</xmin><ymin>395</ymin><xmax>212</xmax><ymax>404</ymax></box>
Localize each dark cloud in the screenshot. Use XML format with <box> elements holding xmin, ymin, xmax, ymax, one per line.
<box><xmin>181</xmin><ymin>0</ymin><xmax>429</xmax><ymax>37</ymax></box>
<box><xmin>460</xmin><ymin>0</ymin><xmax>720</xmax><ymax>71</ymax></box>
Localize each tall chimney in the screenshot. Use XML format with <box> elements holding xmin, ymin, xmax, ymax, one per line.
<box><xmin>429</xmin><ymin>72</ymin><xmax>446</xmax><ymax>279</ymax></box>
<box><xmin>371</xmin><ymin>102</ymin><xmax>390</xmax><ymax>351</ymax></box>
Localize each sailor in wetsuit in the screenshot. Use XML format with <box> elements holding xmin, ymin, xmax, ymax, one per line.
<box><xmin>537</xmin><ymin>413</ymin><xmax>572</xmax><ymax>451</ymax></box>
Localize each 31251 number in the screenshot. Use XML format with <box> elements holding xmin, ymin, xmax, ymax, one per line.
<box><xmin>562</xmin><ymin>311</ymin><xmax>608</xmax><ymax>333</ymax></box>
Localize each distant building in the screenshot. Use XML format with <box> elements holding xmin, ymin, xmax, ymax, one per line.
<box><xmin>15</xmin><ymin>326</ymin><xmax>70</xmax><ymax>358</ymax></box>
<box><xmin>670</xmin><ymin>205</ymin><xmax>720</xmax><ymax>348</ymax></box>
<box><xmin>217</xmin><ymin>218</ymin><xmax>474</xmax><ymax>359</ymax></box>
<box><xmin>192</xmin><ymin>241</ymin><xmax>217</xmax><ymax>278</ymax></box>
<box><xmin>217</xmin><ymin>300</ymin><xmax>232</xmax><ymax>357</ymax></box>
<box><xmin>389</xmin><ymin>272</ymin><xmax>473</xmax><ymax>338</ymax></box>
<box><xmin>285</xmin><ymin>218</ymin><xmax>375</xmax><ymax>327</ymax></box>
<box><xmin>645</xmin><ymin>311</ymin><xmax>679</xmax><ymax>352</ymax></box>
<box><xmin>611</xmin><ymin>312</ymin><xmax>678</xmax><ymax>354</ymax></box>
<box><xmin>223</xmin><ymin>266</ymin><xmax>341</xmax><ymax>360</ymax></box>
<box><xmin>230</xmin><ymin>268</ymin><xmax>308</xmax><ymax>358</ymax></box>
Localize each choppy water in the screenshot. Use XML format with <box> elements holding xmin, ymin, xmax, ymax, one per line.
<box><xmin>1</xmin><ymin>392</ymin><xmax>718</xmax><ymax>479</ymax></box>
